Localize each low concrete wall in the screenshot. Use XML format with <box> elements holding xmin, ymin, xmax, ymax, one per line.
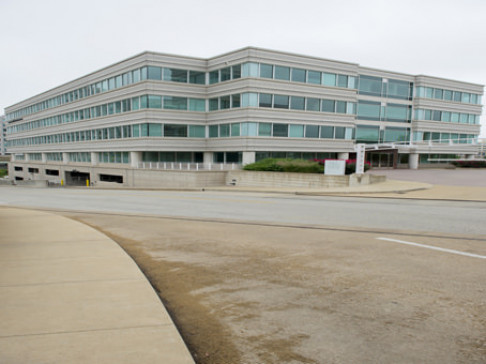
<box><xmin>226</xmin><ymin>170</ymin><xmax>385</xmax><ymax>188</ymax></box>
<box><xmin>0</xmin><ymin>179</ymin><xmax>48</xmax><ymax>188</ymax></box>
<box><xmin>130</xmin><ymin>169</ymin><xmax>227</xmax><ymax>188</ymax></box>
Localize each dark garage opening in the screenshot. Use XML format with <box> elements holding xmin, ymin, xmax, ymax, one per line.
<box><xmin>99</xmin><ymin>174</ymin><xmax>123</xmax><ymax>184</ymax></box>
<box><xmin>65</xmin><ymin>170</ymin><xmax>90</xmax><ymax>186</ymax></box>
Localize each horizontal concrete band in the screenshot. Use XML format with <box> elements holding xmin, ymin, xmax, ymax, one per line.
<box><xmin>0</xmin><ymin>207</ymin><xmax>194</xmax><ymax>364</ymax></box>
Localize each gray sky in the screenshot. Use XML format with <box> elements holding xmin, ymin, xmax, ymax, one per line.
<box><xmin>1</xmin><ymin>0</ymin><xmax>485</xmax><ymax>136</ymax></box>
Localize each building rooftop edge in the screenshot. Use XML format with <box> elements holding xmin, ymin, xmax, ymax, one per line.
<box><xmin>5</xmin><ymin>47</ymin><xmax>485</xmax><ymax>112</ymax></box>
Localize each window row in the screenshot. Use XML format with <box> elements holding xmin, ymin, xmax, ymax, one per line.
<box><xmin>6</xmin><ymin>65</ymin><xmax>207</xmax><ymax>121</ymax></box>
<box><xmin>208</xmin><ymin>122</ymin><xmax>354</xmax><ymax>139</ymax></box>
<box><xmin>255</xmin><ymin>152</ymin><xmax>337</xmax><ymax>162</ymax></box>
<box><xmin>241</xmin><ymin>62</ymin><xmax>357</xmax><ymax>89</ymax></box>
<box><xmin>415</xmin><ymin>87</ymin><xmax>482</xmax><ymax>105</ymax></box>
<box><xmin>358</xmin><ymin>75</ymin><xmax>413</xmax><ymax>100</ymax></box>
<box><xmin>357</xmin><ymin>101</ymin><xmax>412</xmax><ymax>122</ymax></box>
<box><xmin>355</xmin><ymin>126</ymin><xmax>410</xmax><ymax>143</ymax></box>
<box><xmin>235</xmin><ymin>93</ymin><xmax>357</xmax><ymax>114</ymax></box>
<box><xmin>414</xmin><ymin>109</ymin><xmax>480</xmax><ymax>124</ymax></box>
<box><xmin>69</xmin><ymin>152</ymin><xmax>91</xmax><ymax>163</ymax></box>
<box><xmin>7</xmin><ymin>95</ymin><xmax>206</xmax><ymax>134</ymax></box>
<box><xmin>98</xmin><ymin>152</ymin><xmax>130</xmax><ymax>164</ymax></box>
<box><xmin>413</xmin><ymin>131</ymin><xmax>477</xmax><ymax>144</ymax></box>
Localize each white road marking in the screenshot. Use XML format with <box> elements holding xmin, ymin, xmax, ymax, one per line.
<box><xmin>377</xmin><ymin>237</ymin><xmax>486</xmax><ymax>260</ymax></box>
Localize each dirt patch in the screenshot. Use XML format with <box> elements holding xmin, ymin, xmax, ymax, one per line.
<box><xmin>68</xmin><ymin>213</ymin><xmax>486</xmax><ymax>364</ymax></box>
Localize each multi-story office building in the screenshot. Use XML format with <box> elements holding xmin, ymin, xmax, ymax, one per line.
<box><xmin>0</xmin><ymin>115</ymin><xmax>6</xmax><ymax>156</ymax></box>
<box><xmin>4</xmin><ymin>47</ymin><xmax>483</xmax><ymax>186</ymax></box>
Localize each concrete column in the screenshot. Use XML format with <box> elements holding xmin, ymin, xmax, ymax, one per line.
<box><xmin>409</xmin><ymin>153</ymin><xmax>419</xmax><ymax>169</ymax></box>
<box><xmin>466</xmin><ymin>154</ymin><xmax>475</xmax><ymax>160</ymax></box>
<box><xmin>130</xmin><ymin>151</ymin><xmax>142</xmax><ymax>168</ymax></box>
<box><xmin>62</xmin><ymin>152</ymin><xmax>69</xmax><ymax>164</ymax></box>
<box><xmin>41</xmin><ymin>153</ymin><xmax>47</xmax><ymax>163</ymax></box>
<box><xmin>91</xmin><ymin>152</ymin><xmax>99</xmax><ymax>166</ymax></box>
<box><xmin>24</xmin><ymin>153</ymin><xmax>30</xmax><ymax>161</ymax></box>
<box><xmin>242</xmin><ymin>151</ymin><xmax>256</xmax><ymax>166</ymax></box>
<box><xmin>337</xmin><ymin>152</ymin><xmax>349</xmax><ymax>160</ymax></box>
<box><xmin>203</xmin><ymin>152</ymin><xmax>214</xmax><ymax>165</ymax></box>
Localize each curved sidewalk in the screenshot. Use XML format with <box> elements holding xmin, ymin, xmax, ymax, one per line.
<box><xmin>0</xmin><ymin>207</ymin><xmax>194</xmax><ymax>364</ymax></box>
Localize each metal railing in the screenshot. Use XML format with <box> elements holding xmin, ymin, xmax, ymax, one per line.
<box><xmin>137</xmin><ymin>162</ymin><xmax>241</xmax><ymax>171</ymax></box>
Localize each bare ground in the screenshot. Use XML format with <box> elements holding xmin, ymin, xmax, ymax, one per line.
<box><xmin>67</xmin><ymin>213</ymin><xmax>486</xmax><ymax>364</ymax></box>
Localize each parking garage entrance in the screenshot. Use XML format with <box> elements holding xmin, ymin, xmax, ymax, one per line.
<box><xmin>65</xmin><ymin>170</ymin><xmax>90</xmax><ymax>186</ymax></box>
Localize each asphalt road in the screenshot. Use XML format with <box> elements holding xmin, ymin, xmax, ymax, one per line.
<box><xmin>1</xmin><ymin>186</ymin><xmax>485</xmax><ymax>235</ymax></box>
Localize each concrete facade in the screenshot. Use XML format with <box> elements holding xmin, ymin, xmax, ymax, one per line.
<box><xmin>4</xmin><ymin>47</ymin><xmax>483</xmax><ymax>187</ymax></box>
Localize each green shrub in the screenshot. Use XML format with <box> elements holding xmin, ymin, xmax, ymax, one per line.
<box><xmin>243</xmin><ymin>158</ymin><xmax>322</xmax><ymax>173</ymax></box>
<box><xmin>450</xmin><ymin>160</ymin><xmax>486</xmax><ymax>168</ymax></box>
<box><xmin>0</xmin><ymin>169</ymin><xmax>7</xmax><ymax>178</ymax></box>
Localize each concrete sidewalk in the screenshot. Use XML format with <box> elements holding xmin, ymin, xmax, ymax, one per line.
<box><xmin>0</xmin><ymin>207</ymin><xmax>194</xmax><ymax>364</ymax></box>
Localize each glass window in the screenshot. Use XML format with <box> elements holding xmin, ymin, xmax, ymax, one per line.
<box><xmin>432</xmin><ymin>110</ymin><xmax>441</xmax><ymax>121</ymax></box>
<box><xmin>321</xmin><ymin>99</ymin><xmax>335</xmax><ymax>113</ymax></box>
<box><xmin>444</xmin><ymin>90</ymin><xmax>453</xmax><ymax>100</ymax></box>
<box><xmin>242</xmin><ymin>92</ymin><xmax>258</xmax><ymax>107</ymax></box>
<box><xmin>305</xmin><ymin>125</ymin><xmax>319</xmax><ymax>138</ymax></box>
<box><xmin>460</xmin><ymin>113</ymin><xmax>468</xmax><ymax>123</ymax></box>
<box><xmin>209</xmin><ymin>70</ymin><xmax>219</xmax><ymax>84</ymax></box>
<box><xmin>441</xmin><ymin>111</ymin><xmax>451</xmax><ymax>122</ymax></box>
<box><xmin>337</xmin><ymin>75</ymin><xmax>348</xmax><ymax>88</ymax></box>
<box><xmin>148</xmin><ymin>123</ymin><xmax>162</xmax><ymax>137</ymax></box>
<box><xmin>289</xmin><ymin>124</ymin><xmax>304</xmax><ymax>137</ymax></box>
<box><xmin>335</xmin><ymin>127</ymin><xmax>346</xmax><ymax>139</ymax></box>
<box><xmin>231</xmin><ymin>123</ymin><xmax>240</xmax><ymax>137</ymax></box>
<box><xmin>241</xmin><ymin>122</ymin><xmax>258</xmax><ymax>136</ymax></box>
<box><xmin>336</xmin><ymin>101</ymin><xmax>346</xmax><ymax>114</ymax></box>
<box><xmin>220</xmin><ymin>67</ymin><xmax>231</xmax><ymax>81</ymax></box>
<box><xmin>101</xmin><ymin>80</ymin><xmax>108</xmax><ymax>92</ymax></box>
<box><xmin>346</xmin><ymin>102</ymin><xmax>357</xmax><ymax>115</ymax></box>
<box><xmin>258</xmin><ymin>123</ymin><xmax>272</xmax><ymax>136</ymax></box>
<box><xmin>453</xmin><ymin>91</ymin><xmax>461</xmax><ymax>102</ymax></box>
<box><xmin>358</xmin><ymin>75</ymin><xmax>382</xmax><ymax>96</ymax></box>
<box><xmin>209</xmin><ymin>125</ymin><xmax>218</xmax><ymax>137</ymax></box>
<box><xmin>291</xmin><ymin>68</ymin><xmax>306</xmax><ymax>82</ymax></box>
<box><xmin>425</xmin><ymin>87</ymin><xmax>433</xmax><ymax>98</ymax></box>
<box><xmin>260</xmin><ymin>63</ymin><xmax>273</xmax><ymax>78</ymax></box>
<box><xmin>140</xmin><ymin>95</ymin><xmax>148</xmax><ymax>109</ymax></box>
<box><xmin>357</xmin><ymin>101</ymin><xmax>381</xmax><ymax>120</ymax></box>
<box><xmin>141</xmin><ymin>67</ymin><xmax>148</xmax><ymax>80</ymax></box>
<box><xmin>345</xmin><ymin>128</ymin><xmax>354</xmax><ymax>140</ymax></box>
<box><xmin>108</xmin><ymin>78</ymin><xmax>115</xmax><ymax>90</ymax></box>
<box><xmin>147</xmin><ymin>66</ymin><xmax>162</xmax><ymax>80</ymax></box>
<box><xmin>108</xmin><ymin>103</ymin><xmax>115</xmax><ymax>114</ymax></box>
<box><xmin>355</xmin><ymin>125</ymin><xmax>380</xmax><ymax>142</ymax></box>
<box><xmin>164</xmin><ymin>68</ymin><xmax>187</xmax><ymax>83</ymax></box>
<box><xmin>384</xmin><ymin>127</ymin><xmax>408</xmax><ymax>142</ymax></box>
<box><xmin>132</xmin><ymin>97</ymin><xmax>140</xmax><ymax>110</ymax></box>
<box><xmin>462</xmin><ymin>93</ymin><xmax>471</xmax><ymax>103</ymax></box>
<box><xmin>434</xmin><ymin>88</ymin><xmax>443</xmax><ymax>100</ymax></box>
<box><xmin>164</xmin><ymin>124</ymin><xmax>187</xmax><ymax>137</ymax></box>
<box><xmin>189</xmin><ymin>71</ymin><xmax>205</xmax><ymax>84</ymax></box>
<box><xmin>141</xmin><ymin>123</ymin><xmax>148</xmax><ymax>137</ymax></box>
<box><xmin>232</xmin><ymin>65</ymin><xmax>241</xmax><ymax>79</ymax></box>
<box><xmin>259</xmin><ymin>93</ymin><xmax>273</xmax><ymax>108</ymax></box>
<box><xmin>320</xmin><ymin>126</ymin><xmax>334</xmax><ymax>139</ymax></box>
<box><xmin>242</xmin><ymin>62</ymin><xmax>259</xmax><ymax>77</ymax></box>
<box><xmin>163</xmin><ymin>96</ymin><xmax>187</xmax><ymax>110</ymax></box>
<box><xmin>322</xmin><ymin>73</ymin><xmax>336</xmax><ymax>87</ymax></box>
<box><xmin>415</xmin><ymin>86</ymin><xmax>425</xmax><ymax>98</ymax></box>
<box><xmin>220</xmin><ymin>124</ymin><xmax>230</xmax><ymax>137</ymax></box>
<box><xmin>348</xmin><ymin>76</ymin><xmax>358</xmax><ymax>89</ymax></box>
<box><xmin>273</xmin><ymin>123</ymin><xmax>288</xmax><ymax>137</ymax></box>
<box><xmin>441</xmin><ymin>133</ymin><xmax>450</xmax><ymax>143</ymax></box>
<box><xmin>385</xmin><ymin>104</ymin><xmax>409</xmax><ymax>122</ymax></box>
<box><xmin>274</xmin><ymin>95</ymin><xmax>289</xmax><ymax>109</ymax></box>
<box><xmin>232</xmin><ymin>94</ymin><xmax>241</xmax><ymax>108</ymax></box>
<box><xmin>290</xmin><ymin>96</ymin><xmax>305</xmax><ymax>110</ymax></box>
<box><xmin>189</xmin><ymin>125</ymin><xmax>205</xmax><ymax>138</ymax></box>
<box><xmin>209</xmin><ymin>98</ymin><xmax>219</xmax><ymax>111</ymax></box>
<box><xmin>189</xmin><ymin>98</ymin><xmax>206</xmax><ymax>111</ymax></box>
<box><xmin>307</xmin><ymin>70</ymin><xmax>321</xmax><ymax>84</ymax></box>
<box><xmin>388</xmin><ymin>79</ymin><xmax>412</xmax><ymax>100</ymax></box>
<box><xmin>306</xmin><ymin>98</ymin><xmax>320</xmax><ymax>111</ymax></box>
<box><xmin>274</xmin><ymin>66</ymin><xmax>290</xmax><ymax>80</ymax></box>
<box><xmin>131</xmin><ymin>69</ymin><xmax>140</xmax><ymax>83</ymax></box>
<box><xmin>220</xmin><ymin>96</ymin><xmax>231</xmax><ymax>109</ymax></box>
<box><xmin>148</xmin><ymin>95</ymin><xmax>162</xmax><ymax>109</ymax></box>
<box><xmin>471</xmin><ymin>94</ymin><xmax>478</xmax><ymax>104</ymax></box>
<box><xmin>424</xmin><ymin>110</ymin><xmax>432</xmax><ymax>120</ymax></box>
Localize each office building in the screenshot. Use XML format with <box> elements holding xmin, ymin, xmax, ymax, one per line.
<box><xmin>5</xmin><ymin>47</ymin><xmax>483</xmax><ymax>186</ymax></box>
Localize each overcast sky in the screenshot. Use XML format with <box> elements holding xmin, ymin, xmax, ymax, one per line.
<box><xmin>1</xmin><ymin>0</ymin><xmax>484</xmax><ymax>136</ymax></box>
